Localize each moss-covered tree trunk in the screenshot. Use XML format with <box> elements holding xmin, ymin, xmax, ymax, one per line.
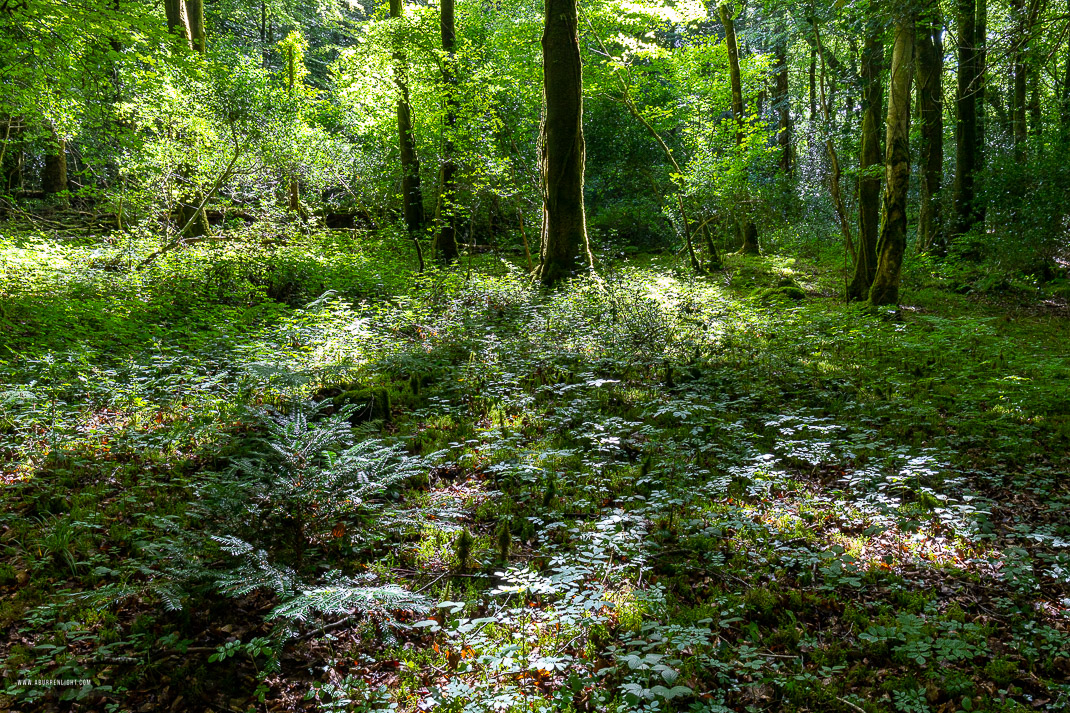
<box><xmin>869</xmin><ymin>13</ymin><xmax>914</xmax><ymax>307</ymax></box>
<box><xmin>719</xmin><ymin>2</ymin><xmax>759</xmax><ymax>255</ymax></box>
<box><xmin>848</xmin><ymin>31</ymin><xmax>884</xmax><ymax>302</ymax></box>
<box><xmin>916</xmin><ymin>0</ymin><xmax>944</xmax><ymax>253</ymax></box>
<box><xmin>535</xmin><ymin>0</ymin><xmax>593</xmax><ymax>286</ymax></box>
<box><xmin>433</xmin><ymin>0</ymin><xmax>460</xmax><ymax>263</ymax></box>
<box><xmin>952</xmin><ymin>0</ymin><xmax>979</xmax><ymax>238</ymax></box>
<box><xmin>391</xmin><ymin>0</ymin><xmax>425</xmax><ymax>258</ymax></box>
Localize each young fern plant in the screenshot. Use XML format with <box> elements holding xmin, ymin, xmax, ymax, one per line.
<box><xmin>212</xmin><ymin>402</ymin><xmax>430</xmax><ymax>632</ymax></box>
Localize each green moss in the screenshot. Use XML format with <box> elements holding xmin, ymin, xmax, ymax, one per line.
<box><xmin>329</xmin><ymin>387</ymin><xmax>392</xmax><ymax>423</ymax></box>
<box><xmin>984</xmin><ymin>656</ymin><xmax>1018</xmax><ymax>686</ymax></box>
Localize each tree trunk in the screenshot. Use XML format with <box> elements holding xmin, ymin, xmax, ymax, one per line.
<box><xmin>1028</xmin><ymin>64</ymin><xmax>1041</xmax><ymax>136</ymax></box>
<box><xmin>1010</xmin><ymin>0</ymin><xmax>1046</xmax><ymax>150</ymax></box>
<box><xmin>390</xmin><ymin>0</ymin><xmax>425</xmax><ymax>248</ymax></box>
<box><xmin>848</xmin><ymin>31</ymin><xmax>884</xmax><ymax>302</ymax></box>
<box><xmin>1062</xmin><ymin>0</ymin><xmax>1070</xmax><ymax>137</ymax></box>
<box><xmin>809</xmin><ymin>47</ymin><xmax>817</xmax><ymax>123</ymax></box>
<box><xmin>1011</xmin><ymin>0</ymin><xmax>1028</xmax><ymax>152</ymax></box>
<box><xmin>185</xmin><ymin>0</ymin><xmax>206</xmax><ymax>54</ymax></box>
<box><xmin>164</xmin><ymin>0</ymin><xmax>192</xmax><ymax>49</ymax></box>
<box><xmin>720</xmin><ymin>1</ymin><xmax>759</xmax><ymax>255</ymax></box>
<box><xmin>975</xmin><ymin>0</ymin><xmax>987</xmax><ymax>226</ymax></box>
<box><xmin>286</xmin><ymin>44</ymin><xmax>302</xmax><ymax>214</ymax></box>
<box><xmin>869</xmin><ymin>13</ymin><xmax>914</xmax><ymax>307</ymax></box>
<box><xmin>952</xmin><ymin>0</ymin><xmax>979</xmax><ymax>237</ymax></box>
<box><xmin>916</xmin><ymin>1</ymin><xmax>944</xmax><ymax>253</ymax></box>
<box><xmin>536</xmin><ymin>0</ymin><xmax>593</xmax><ymax>285</ymax></box>
<box><xmin>773</xmin><ymin>32</ymin><xmax>792</xmax><ymax>176</ymax></box>
<box><xmin>433</xmin><ymin>0</ymin><xmax>460</xmax><ymax>263</ymax></box>
<box><xmin>41</xmin><ymin>126</ymin><xmax>67</xmax><ymax>196</ymax></box>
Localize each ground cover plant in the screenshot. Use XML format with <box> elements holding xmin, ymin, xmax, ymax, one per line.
<box><xmin>5</xmin><ymin>0</ymin><xmax>1070</xmax><ymax>708</ymax></box>
<box><xmin>0</xmin><ymin>225</ymin><xmax>1067</xmax><ymax>713</ymax></box>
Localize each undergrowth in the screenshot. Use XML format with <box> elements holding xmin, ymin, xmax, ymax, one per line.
<box><xmin>0</xmin><ymin>225</ymin><xmax>1068</xmax><ymax>712</ymax></box>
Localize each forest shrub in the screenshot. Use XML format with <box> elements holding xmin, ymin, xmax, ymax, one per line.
<box><xmin>974</xmin><ymin>146</ymin><xmax>1070</xmax><ymax>272</ymax></box>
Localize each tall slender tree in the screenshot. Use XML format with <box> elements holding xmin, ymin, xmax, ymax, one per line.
<box><xmin>535</xmin><ymin>0</ymin><xmax>593</xmax><ymax>285</ymax></box>
<box><xmin>975</xmin><ymin>0</ymin><xmax>987</xmax><ymax>226</ymax></box>
<box><xmin>869</xmin><ymin>10</ymin><xmax>914</xmax><ymax>306</ymax></box>
<box><xmin>848</xmin><ymin>25</ymin><xmax>884</xmax><ymax>301</ymax></box>
<box><xmin>390</xmin><ymin>0</ymin><xmax>426</xmax><ymax>267</ymax></box>
<box><xmin>916</xmin><ymin>0</ymin><xmax>944</xmax><ymax>253</ymax></box>
<box><xmin>952</xmin><ymin>0</ymin><xmax>980</xmax><ymax>237</ymax></box>
<box><xmin>772</xmin><ymin>24</ymin><xmax>792</xmax><ymax>176</ymax></box>
<box><xmin>719</xmin><ymin>1</ymin><xmax>759</xmax><ymax>255</ymax></box>
<box><xmin>433</xmin><ymin>0</ymin><xmax>460</xmax><ymax>263</ymax></box>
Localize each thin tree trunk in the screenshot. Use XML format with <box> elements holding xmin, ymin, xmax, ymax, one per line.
<box><xmin>1010</xmin><ymin>0</ymin><xmax>1046</xmax><ymax>150</ymax></box>
<box><xmin>1011</xmin><ymin>0</ymin><xmax>1028</xmax><ymax>152</ymax></box>
<box><xmin>535</xmin><ymin>0</ymin><xmax>593</xmax><ymax>285</ymax></box>
<box><xmin>720</xmin><ymin>1</ymin><xmax>759</xmax><ymax>255</ymax></box>
<box><xmin>286</xmin><ymin>43</ymin><xmax>302</xmax><ymax>215</ymax></box>
<box><xmin>583</xmin><ymin>14</ymin><xmax>718</xmax><ymax>270</ymax></box>
<box><xmin>809</xmin><ymin>47</ymin><xmax>817</xmax><ymax>122</ymax></box>
<box><xmin>773</xmin><ymin>31</ymin><xmax>792</xmax><ymax>176</ymax></box>
<box><xmin>1062</xmin><ymin>1</ymin><xmax>1070</xmax><ymax>137</ymax></box>
<box><xmin>952</xmin><ymin>0</ymin><xmax>979</xmax><ymax>237</ymax></box>
<box><xmin>869</xmin><ymin>13</ymin><xmax>914</xmax><ymax>306</ymax></box>
<box><xmin>815</xmin><ymin>23</ymin><xmax>853</xmax><ymax>261</ymax></box>
<box><xmin>1028</xmin><ymin>65</ymin><xmax>1041</xmax><ymax>136</ymax></box>
<box><xmin>390</xmin><ymin>0</ymin><xmax>426</xmax><ymax>262</ymax></box>
<box><xmin>916</xmin><ymin>0</ymin><xmax>944</xmax><ymax>253</ymax></box>
<box><xmin>848</xmin><ymin>30</ymin><xmax>884</xmax><ymax>302</ymax></box>
<box><xmin>433</xmin><ymin>0</ymin><xmax>460</xmax><ymax>263</ymax></box>
<box><xmin>975</xmin><ymin>0</ymin><xmax>987</xmax><ymax>226</ymax></box>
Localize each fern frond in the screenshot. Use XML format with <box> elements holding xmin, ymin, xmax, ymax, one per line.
<box><xmin>270</xmin><ymin>582</ymin><xmax>430</xmax><ymax>623</ymax></box>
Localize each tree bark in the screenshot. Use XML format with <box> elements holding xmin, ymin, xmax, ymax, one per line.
<box><xmin>433</xmin><ymin>0</ymin><xmax>460</xmax><ymax>263</ymax></box>
<box><xmin>916</xmin><ymin>0</ymin><xmax>944</xmax><ymax>253</ymax></box>
<box><xmin>185</xmin><ymin>0</ymin><xmax>206</xmax><ymax>54</ymax></box>
<box><xmin>952</xmin><ymin>0</ymin><xmax>979</xmax><ymax>237</ymax></box>
<box><xmin>390</xmin><ymin>0</ymin><xmax>426</xmax><ymax>250</ymax></box>
<box><xmin>1011</xmin><ymin>0</ymin><xmax>1028</xmax><ymax>152</ymax></box>
<box><xmin>41</xmin><ymin>126</ymin><xmax>67</xmax><ymax>196</ymax></box>
<box><xmin>720</xmin><ymin>1</ymin><xmax>759</xmax><ymax>255</ymax></box>
<box><xmin>773</xmin><ymin>31</ymin><xmax>792</xmax><ymax>176</ymax></box>
<box><xmin>286</xmin><ymin>43</ymin><xmax>302</xmax><ymax>215</ymax></box>
<box><xmin>848</xmin><ymin>30</ymin><xmax>884</xmax><ymax>302</ymax></box>
<box><xmin>809</xmin><ymin>46</ymin><xmax>817</xmax><ymax>123</ymax></box>
<box><xmin>975</xmin><ymin>0</ymin><xmax>987</xmax><ymax>226</ymax></box>
<box><xmin>869</xmin><ymin>13</ymin><xmax>914</xmax><ymax>307</ymax></box>
<box><xmin>164</xmin><ymin>0</ymin><xmax>192</xmax><ymax>49</ymax></box>
<box><xmin>1062</xmin><ymin>0</ymin><xmax>1070</xmax><ymax>137</ymax></box>
<box><xmin>535</xmin><ymin>0</ymin><xmax>593</xmax><ymax>285</ymax></box>
<box><xmin>1010</xmin><ymin>0</ymin><xmax>1046</xmax><ymax>151</ymax></box>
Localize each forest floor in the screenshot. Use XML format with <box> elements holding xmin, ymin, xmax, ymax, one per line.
<box><xmin>0</xmin><ymin>225</ymin><xmax>1068</xmax><ymax>713</ymax></box>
